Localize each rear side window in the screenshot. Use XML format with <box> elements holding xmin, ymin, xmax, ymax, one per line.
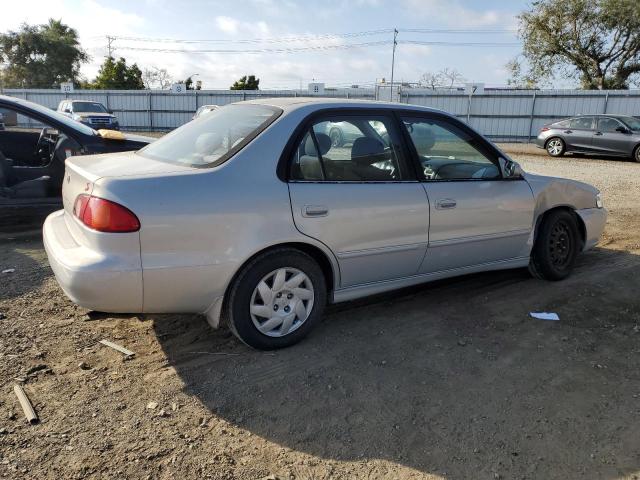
<box><xmin>569</xmin><ymin>117</ymin><xmax>594</xmax><ymax>129</ymax></box>
<box><xmin>289</xmin><ymin>115</ymin><xmax>409</xmax><ymax>182</ymax></box>
<box><xmin>139</xmin><ymin>104</ymin><xmax>281</xmax><ymax>167</ymax></box>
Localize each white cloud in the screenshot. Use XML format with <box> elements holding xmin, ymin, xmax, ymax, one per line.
<box><xmin>401</xmin><ymin>0</ymin><xmax>512</xmax><ymax>27</ymax></box>
<box><xmin>214</xmin><ymin>15</ymin><xmax>270</xmax><ymax>36</ymax></box>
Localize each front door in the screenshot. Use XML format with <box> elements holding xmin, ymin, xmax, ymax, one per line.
<box><xmin>287</xmin><ymin>112</ymin><xmax>430</xmax><ymax>287</ymax></box>
<box><xmin>592</xmin><ymin>117</ymin><xmax>634</xmax><ymax>155</ymax></box>
<box><xmin>399</xmin><ymin>114</ymin><xmax>535</xmax><ymax>273</ymax></box>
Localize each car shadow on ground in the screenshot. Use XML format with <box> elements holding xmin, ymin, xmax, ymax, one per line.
<box><xmin>153</xmin><ymin>247</ymin><xmax>640</xmax><ymax>479</ymax></box>
<box><xmin>0</xmin><ymin>231</ymin><xmax>48</xmax><ymax>300</ymax></box>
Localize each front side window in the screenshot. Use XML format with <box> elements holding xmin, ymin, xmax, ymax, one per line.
<box><xmin>569</xmin><ymin>117</ymin><xmax>594</xmax><ymax>130</ymax></box>
<box><xmin>620</xmin><ymin>116</ymin><xmax>640</xmax><ymax>131</ymax></box>
<box><xmin>401</xmin><ymin>116</ymin><xmax>500</xmax><ymax>181</ymax></box>
<box><xmin>139</xmin><ymin>104</ymin><xmax>281</xmax><ymax>167</ymax></box>
<box><xmin>290</xmin><ymin>115</ymin><xmax>408</xmax><ymax>181</ymax></box>
<box><xmin>597</xmin><ymin>117</ymin><xmax>623</xmax><ymax>133</ymax></box>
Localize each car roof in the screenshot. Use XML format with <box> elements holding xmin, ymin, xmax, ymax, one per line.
<box><xmin>238</xmin><ymin>97</ymin><xmax>446</xmax><ymax>114</ymax></box>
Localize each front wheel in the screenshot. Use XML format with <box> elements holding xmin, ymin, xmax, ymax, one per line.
<box><xmin>546</xmin><ymin>137</ymin><xmax>565</xmax><ymax>157</ymax></box>
<box><xmin>529</xmin><ymin>210</ymin><xmax>580</xmax><ymax>281</ymax></box>
<box><xmin>633</xmin><ymin>145</ymin><xmax>640</xmax><ymax>163</ymax></box>
<box><xmin>227</xmin><ymin>248</ymin><xmax>326</xmax><ymax>350</ymax></box>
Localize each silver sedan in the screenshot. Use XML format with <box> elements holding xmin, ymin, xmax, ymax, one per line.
<box><xmin>43</xmin><ymin>99</ymin><xmax>607</xmax><ymax>349</ymax></box>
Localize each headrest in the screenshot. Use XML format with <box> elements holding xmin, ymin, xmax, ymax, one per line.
<box><xmin>351</xmin><ymin>137</ymin><xmax>385</xmax><ymax>165</ymax></box>
<box><xmin>304</xmin><ymin>133</ymin><xmax>331</xmax><ymax>156</ymax></box>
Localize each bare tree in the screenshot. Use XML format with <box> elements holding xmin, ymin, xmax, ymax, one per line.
<box><xmin>419</xmin><ymin>71</ymin><xmax>444</xmax><ymax>90</ymax></box>
<box><xmin>142</xmin><ymin>67</ymin><xmax>172</xmax><ymax>90</ymax></box>
<box><xmin>440</xmin><ymin>68</ymin><xmax>465</xmax><ymax>88</ymax></box>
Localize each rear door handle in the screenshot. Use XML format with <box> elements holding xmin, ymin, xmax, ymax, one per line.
<box><xmin>564</xmin><ymin>130</ymin><xmax>573</xmax><ymax>134</ymax></box>
<box><xmin>303</xmin><ymin>205</ymin><xmax>329</xmax><ymax>217</ymax></box>
<box><xmin>436</xmin><ymin>199</ymin><xmax>457</xmax><ymax>210</ymax></box>
<box><xmin>594</xmin><ymin>131</ymin><xmax>603</xmax><ymax>136</ymax></box>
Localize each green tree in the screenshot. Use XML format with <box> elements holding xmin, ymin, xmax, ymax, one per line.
<box><xmin>230</xmin><ymin>75</ymin><xmax>259</xmax><ymax>90</ymax></box>
<box><xmin>512</xmin><ymin>0</ymin><xmax>640</xmax><ymax>89</ymax></box>
<box><xmin>0</xmin><ymin>19</ymin><xmax>87</xmax><ymax>88</ymax></box>
<box><xmin>90</xmin><ymin>56</ymin><xmax>145</xmax><ymax>90</ymax></box>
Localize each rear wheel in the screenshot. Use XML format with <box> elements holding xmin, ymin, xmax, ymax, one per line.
<box><xmin>633</xmin><ymin>145</ymin><xmax>640</xmax><ymax>163</ymax></box>
<box><xmin>227</xmin><ymin>248</ymin><xmax>326</xmax><ymax>350</ymax></box>
<box><xmin>529</xmin><ymin>210</ymin><xmax>580</xmax><ymax>281</ymax></box>
<box><xmin>546</xmin><ymin>137</ymin><xmax>565</xmax><ymax>157</ymax></box>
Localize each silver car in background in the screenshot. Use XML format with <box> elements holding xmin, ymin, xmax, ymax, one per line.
<box><xmin>536</xmin><ymin>114</ymin><xmax>640</xmax><ymax>161</ymax></box>
<box><xmin>43</xmin><ymin>99</ymin><xmax>606</xmax><ymax>350</ymax></box>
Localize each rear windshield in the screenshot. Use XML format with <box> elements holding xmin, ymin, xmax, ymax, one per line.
<box><xmin>138</xmin><ymin>104</ymin><xmax>282</xmax><ymax>167</ymax></box>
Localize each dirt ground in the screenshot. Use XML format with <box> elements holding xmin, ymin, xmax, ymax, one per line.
<box><xmin>1</xmin><ymin>145</ymin><xmax>639</xmax><ymax>480</ymax></box>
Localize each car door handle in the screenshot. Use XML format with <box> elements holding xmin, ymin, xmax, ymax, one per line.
<box><xmin>594</xmin><ymin>131</ymin><xmax>603</xmax><ymax>136</ymax></box>
<box><xmin>563</xmin><ymin>130</ymin><xmax>573</xmax><ymax>134</ymax></box>
<box><xmin>303</xmin><ymin>205</ymin><xmax>329</xmax><ymax>217</ymax></box>
<box><xmin>436</xmin><ymin>199</ymin><xmax>457</xmax><ymax>210</ymax></box>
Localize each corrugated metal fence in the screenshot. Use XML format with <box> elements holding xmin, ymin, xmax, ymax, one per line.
<box><xmin>3</xmin><ymin>87</ymin><xmax>640</xmax><ymax>141</ymax></box>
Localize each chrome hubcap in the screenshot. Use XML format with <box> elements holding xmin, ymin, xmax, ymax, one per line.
<box><xmin>250</xmin><ymin>267</ymin><xmax>314</xmax><ymax>337</ymax></box>
<box><xmin>547</xmin><ymin>139</ymin><xmax>563</xmax><ymax>156</ymax></box>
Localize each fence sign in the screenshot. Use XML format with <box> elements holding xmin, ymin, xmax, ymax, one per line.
<box><xmin>60</xmin><ymin>82</ymin><xmax>74</xmax><ymax>94</ymax></box>
<box><xmin>170</xmin><ymin>83</ymin><xmax>186</xmax><ymax>94</ymax></box>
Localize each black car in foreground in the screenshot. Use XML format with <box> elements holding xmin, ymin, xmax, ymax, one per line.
<box><xmin>0</xmin><ymin>95</ymin><xmax>153</xmax><ymax>228</ymax></box>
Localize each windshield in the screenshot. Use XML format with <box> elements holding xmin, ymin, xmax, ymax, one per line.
<box><xmin>139</xmin><ymin>104</ymin><xmax>281</xmax><ymax>167</ymax></box>
<box><xmin>619</xmin><ymin>116</ymin><xmax>640</xmax><ymax>131</ymax></box>
<box><xmin>6</xmin><ymin>97</ymin><xmax>97</xmax><ymax>136</ymax></box>
<box><xmin>73</xmin><ymin>102</ymin><xmax>108</xmax><ymax>113</ymax></box>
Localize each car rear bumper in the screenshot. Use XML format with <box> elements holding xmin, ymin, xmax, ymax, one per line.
<box><xmin>576</xmin><ymin>207</ymin><xmax>607</xmax><ymax>251</ymax></box>
<box><xmin>534</xmin><ymin>136</ymin><xmax>546</xmax><ymax>148</ymax></box>
<box><xmin>43</xmin><ymin>210</ymin><xmax>143</xmax><ymax>312</ymax></box>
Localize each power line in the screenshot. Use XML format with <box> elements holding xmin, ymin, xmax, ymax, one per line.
<box><xmin>116</xmin><ymin>40</ymin><xmax>392</xmax><ymax>54</ymax></box>
<box><xmin>401</xmin><ymin>40</ymin><xmax>520</xmax><ymax>47</ymax></box>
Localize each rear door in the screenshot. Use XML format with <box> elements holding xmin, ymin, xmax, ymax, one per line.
<box><xmin>564</xmin><ymin>116</ymin><xmax>596</xmax><ymax>151</ymax></box>
<box><xmin>287</xmin><ymin>111</ymin><xmax>430</xmax><ymax>287</ymax></box>
<box><xmin>399</xmin><ymin>113</ymin><xmax>535</xmax><ymax>273</ymax></box>
<box><xmin>592</xmin><ymin>117</ymin><xmax>634</xmax><ymax>155</ymax></box>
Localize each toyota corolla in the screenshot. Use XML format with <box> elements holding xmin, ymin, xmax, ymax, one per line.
<box><xmin>43</xmin><ymin>99</ymin><xmax>607</xmax><ymax>349</ymax></box>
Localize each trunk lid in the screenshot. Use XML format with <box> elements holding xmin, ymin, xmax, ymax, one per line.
<box><xmin>62</xmin><ymin>151</ymin><xmax>195</xmax><ymax>215</ymax></box>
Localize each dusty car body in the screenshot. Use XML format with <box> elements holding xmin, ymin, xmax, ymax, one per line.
<box><xmin>0</xmin><ymin>95</ymin><xmax>152</xmax><ymax>226</ymax></box>
<box><xmin>536</xmin><ymin>114</ymin><xmax>640</xmax><ymax>161</ymax></box>
<box><xmin>43</xmin><ymin>99</ymin><xmax>606</xmax><ymax>349</ymax></box>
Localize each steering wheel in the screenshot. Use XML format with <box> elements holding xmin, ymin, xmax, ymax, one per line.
<box><xmin>34</xmin><ymin>127</ymin><xmax>55</xmax><ymax>160</ymax></box>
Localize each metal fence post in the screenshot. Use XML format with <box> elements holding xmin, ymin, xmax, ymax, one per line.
<box><xmin>148</xmin><ymin>91</ymin><xmax>153</xmax><ymax>131</ymax></box>
<box><xmin>603</xmin><ymin>92</ymin><xmax>609</xmax><ymax>113</ymax></box>
<box><xmin>105</xmin><ymin>91</ymin><xmax>110</xmax><ymax>112</ymax></box>
<box><xmin>466</xmin><ymin>90</ymin><xmax>473</xmax><ymax>124</ymax></box>
<box><xmin>528</xmin><ymin>91</ymin><xmax>537</xmax><ymax>142</ymax></box>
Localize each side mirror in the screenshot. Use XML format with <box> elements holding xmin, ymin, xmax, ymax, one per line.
<box><xmin>64</xmin><ymin>109</ymin><xmax>71</xmax><ymax>114</ymax></box>
<box><xmin>499</xmin><ymin>157</ymin><xmax>524</xmax><ymax>179</ymax></box>
<box><xmin>108</xmin><ymin>109</ymin><xmax>114</xmax><ymax>114</ymax></box>
<box><xmin>615</xmin><ymin>126</ymin><xmax>630</xmax><ymax>134</ymax></box>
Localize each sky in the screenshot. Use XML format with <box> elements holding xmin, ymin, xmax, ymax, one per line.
<box><xmin>0</xmin><ymin>0</ymin><xmax>532</xmax><ymax>90</ymax></box>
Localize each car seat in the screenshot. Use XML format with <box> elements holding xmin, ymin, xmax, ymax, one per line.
<box><xmin>0</xmin><ymin>149</ymin><xmax>50</xmax><ymax>198</ymax></box>
<box><xmin>299</xmin><ymin>133</ymin><xmax>331</xmax><ymax>180</ymax></box>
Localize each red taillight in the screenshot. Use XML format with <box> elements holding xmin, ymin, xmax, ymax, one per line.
<box><xmin>73</xmin><ymin>194</ymin><xmax>140</xmax><ymax>233</ymax></box>
<box><xmin>540</xmin><ymin>126</ymin><xmax>550</xmax><ymax>132</ymax></box>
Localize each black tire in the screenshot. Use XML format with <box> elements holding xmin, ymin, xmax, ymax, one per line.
<box><xmin>633</xmin><ymin>145</ymin><xmax>640</xmax><ymax>163</ymax></box>
<box><xmin>529</xmin><ymin>210</ymin><xmax>580</xmax><ymax>281</ymax></box>
<box><xmin>545</xmin><ymin>137</ymin><xmax>565</xmax><ymax>157</ymax></box>
<box><xmin>329</xmin><ymin>128</ymin><xmax>343</xmax><ymax>147</ymax></box>
<box><xmin>226</xmin><ymin>248</ymin><xmax>327</xmax><ymax>350</ymax></box>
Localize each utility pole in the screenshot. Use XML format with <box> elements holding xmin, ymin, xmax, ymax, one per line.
<box><xmin>106</xmin><ymin>36</ymin><xmax>115</xmax><ymax>58</ymax></box>
<box><xmin>389</xmin><ymin>28</ymin><xmax>398</xmax><ymax>102</ymax></box>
